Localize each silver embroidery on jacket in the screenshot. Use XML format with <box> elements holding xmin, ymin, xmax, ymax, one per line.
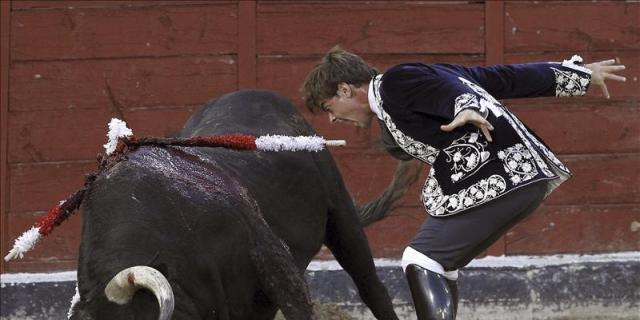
<box><xmin>453</xmin><ymin>93</ymin><xmax>482</xmax><ymax>116</ymax></box>
<box><xmin>381</xmin><ymin>111</ymin><xmax>439</xmax><ymax>164</ymax></box>
<box><xmin>458</xmin><ymin>76</ymin><xmax>570</xmax><ymax>179</ymax></box>
<box><xmin>509</xmin><ymin>112</ymin><xmax>571</xmax><ymax>173</ymax></box>
<box><xmin>422</xmin><ymin>169</ymin><xmax>507</xmax><ymax>216</ymax></box>
<box><xmin>501</xmin><ymin>110</ymin><xmax>556</xmax><ymax>177</ymax></box>
<box><xmin>551</xmin><ymin>67</ymin><xmax>590</xmax><ymax>97</ymax></box>
<box><xmin>372</xmin><ymin>75</ymin><xmax>440</xmax><ymax>165</ymax></box>
<box><xmin>498</xmin><ymin>143</ymin><xmax>538</xmax><ymax>185</ymax></box>
<box><xmin>443</xmin><ymin>131</ymin><xmax>491</xmax><ymax>182</ymax></box>
<box><xmin>458</xmin><ymin>77</ymin><xmax>502</xmax><ymax>117</ymax></box>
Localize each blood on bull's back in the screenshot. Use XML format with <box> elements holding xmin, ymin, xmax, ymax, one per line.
<box><xmin>75</xmin><ymin>144</ymin><xmax>278</xmax><ymax>318</ymax></box>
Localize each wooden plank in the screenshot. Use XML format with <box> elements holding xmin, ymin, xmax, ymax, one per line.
<box><xmin>11</xmin><ymin>3</ymin><xmax>237</xmax><ymax>61</ymax></box>
<box><xmin>124</xmin><ymin>106</ymin><xmax>199</xmax><ymax>137</ymax></box>
<box><xmin>11</xmin><ymin>57</ymin><xmax>633</xmax><ymax>163</ymax></box>
<box><xmin>364</xmin><ymin>206</ymin><xmax>428</xmax><ymax>258</ymax></box>
<box><xmin>505</xmin><ymin>2</ymin><xmax>640</xmax><ymax>52</ymax></box>
<box><xmin>331</xmin><ymin>149</ymin><xmax>426</xmax><ymax>207</ymax></box>
<box><xmin>5</xmin><ymin>260</ymin><xmax>77</xmax><ymax>273</ymax></box>
<box><xmin>238</xmin><ymin>0</ymin><xmax>256</xmax><ymax>89</ymax></box>
<box><xmin>9</xmin><ymin>161</ymin><xmax>96</xmax><ymax>213</ymax></box>
<box><xmin>317</xmin><ymin>205</ymin><xmax>428</xmax><ymax>259</ymax></box>
<box><xmin>0</xmin><ymin>0</ymin><xmax>11</xmax><ymax>274</ymax></box>
<box><xmin>311</xmin><ymin>100</ymin><xmax>639</xmax><ymax>169</ymax></box>
<box><xmin>9</xmin><ymin>107</ymin><xmax>197</xmax><ymax>163</ymax></box>
<box><xmin>504</xmin><ymin>51</ymin><xmax>640</xmax><ymax>101</ymax></box>
<box><xmin>8</xmin><ymin>155</ymin><xmax>637</xmax><ymax>263</ymax></box>
<box><xmin>257</xmin><ymin>2</ymin><xmax>484</xmax><ymax>55</ymax></box>
<box><xmin>258</xmin><ymin>50</ymin><xmax>639</xmax><ymax>108</ymax></box>
<box><xmin>8</xmin><ymin>108</ymin><xmax>111</xmax><ymax>163</ymax></box>
<box><xmin>10</xmin><ymin>56</ymin><xmax>236</xmax><ymax>112</ymax></box>
<box><xmin>257</xmin><ymin>54</ymin><xmax>485</xmax><ymax>113</ymax></box>
<box><xmin>331</xmin><ymin>150</ymin><xmax>428</xmax><ymax>214</ymax></box>
<box><xmin>365</xmin><ymin>205</ymin><xmax>640</xmax><ymax>257</ymax></box>
<box><xmin>12</xmin><ymin>1</ymin><xmax>223</xmax><ymax>10</ymax></box>
<box><xmin>4</xmin><ymin>150</ymin><xmax>423</xmax><ymax>216</ymax></box>
<box><xmin>509</xmin><ymin>102</ymin><xmax>640</xmax><ymax>155</ymax></box>
<box><xmin>506</xmin><ymin>204</ymin><xmax>640</xmax><ymax>254</ymax></box>
<box><xmin>332</xmin><ymin>150</ymin><xmax>639</xmax><ymax>209</ymax></box>
<box><xmin>364</xmin><ymin>203</ymin><xmax>640</xmax><ymax>257</ymax></box>
<box><xmin>4</xmin><ymin>210</ymin><xmax>81</xmax><ymax>270</ymax></box>
<box><xmin>546</xmin><ymin>153</ymin><xmax>640</xmax><ymax>206</ymax></box>
<box><xmin>485</xmin><ymin>0</ymin><xmax>504</xmax><ymax>65</ymax></box>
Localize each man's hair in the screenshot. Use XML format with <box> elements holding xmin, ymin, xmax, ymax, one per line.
<box><xmin>302</xmin><ymin>46</ymin><xmax>378</xmax><ymax>112</ymax></box>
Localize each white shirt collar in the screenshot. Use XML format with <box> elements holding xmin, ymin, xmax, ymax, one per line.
<box><xmin>367</xmin><ymin>75</ymin><xmax>383</xmax><ymax>120</ymax></box>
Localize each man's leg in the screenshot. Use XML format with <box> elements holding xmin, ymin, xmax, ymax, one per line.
<box><xmin>404</xmin><ymin>180</ymin><xmax>548</xmax><ymax>319</ymax></box>
<box><xmin>441</xmin><ymin>180</ymin><xmax>548</xmax><ymax>270</ymax></box>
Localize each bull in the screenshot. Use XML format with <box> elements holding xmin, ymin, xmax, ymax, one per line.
<box><xmin>68</xmin><ymin>89</ymin><xmax>417</xmax><ymax>319</ymax></box>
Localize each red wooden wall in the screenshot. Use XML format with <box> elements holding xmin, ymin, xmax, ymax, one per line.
<box><xmin>1</xmin><ymin>1</ymin><xmax>638</xmax><ymax>273</ymax></box>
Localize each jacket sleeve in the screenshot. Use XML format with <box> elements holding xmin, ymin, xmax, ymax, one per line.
<box><xmin>452</xmin><ymin>55</ymin><xmax>592</xmax><ymax>100</ymax></box>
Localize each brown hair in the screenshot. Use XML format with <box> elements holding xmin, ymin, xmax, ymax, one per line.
<box><xmin>302</xmin><ymin>46</ymin><xmax>378</xmax><ymax>112</ymax></box>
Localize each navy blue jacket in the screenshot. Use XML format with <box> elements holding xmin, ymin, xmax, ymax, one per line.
<box><xmin>371</xmin><ymin>56</ymin><xmax>592</xmax><ymax>216</ymax></box>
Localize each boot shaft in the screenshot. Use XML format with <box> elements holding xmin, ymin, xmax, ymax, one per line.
<box><xmin>405</xmin><ymin>264</ymin><xmax>456</xmax><ymax>320</ymax></box>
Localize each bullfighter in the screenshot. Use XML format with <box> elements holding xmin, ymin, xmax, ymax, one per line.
<box><xmin>302</xmin><ymin>46</ymin><xmax>626</xmax><ymax>320</ymax></box>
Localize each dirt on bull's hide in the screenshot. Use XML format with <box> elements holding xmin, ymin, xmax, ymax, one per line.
<box><xmin>274</xmin><ymin>304</ymin><xmax>353</xmax><ymax>320</ymax></box>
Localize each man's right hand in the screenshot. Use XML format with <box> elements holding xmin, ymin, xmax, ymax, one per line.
<box><xmin>440</xmin><ymin>109</ymin><xmax>494</xmax><ymax>142</ymax></box>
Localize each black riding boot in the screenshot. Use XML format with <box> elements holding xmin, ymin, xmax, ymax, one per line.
<box><xmin>405</xmin><ymin>264</ymin><xmax>456</xmax><ymax>320</ymax></box>
<box><xmin>446</xmin><ymin>279</ymin><xmax>459</xmax><ymax>318</ymax></box>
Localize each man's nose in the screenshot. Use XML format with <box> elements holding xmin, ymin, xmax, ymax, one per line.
<box><xmin>328</xmin><ymin>113</ymin><xmax>337</xmax><ymax>123</ymax></box>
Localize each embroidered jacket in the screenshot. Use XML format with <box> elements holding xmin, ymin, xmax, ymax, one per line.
<box><xmin>371</xmin><ymin>55</ymin><xmax>592</xmax><ymax>217</ymax></box>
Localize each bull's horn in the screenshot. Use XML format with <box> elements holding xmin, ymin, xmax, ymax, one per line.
<box><xmin>104</xmin><ymin>266</ymin><xmax>174</xmax><ymax>320</ymax></box>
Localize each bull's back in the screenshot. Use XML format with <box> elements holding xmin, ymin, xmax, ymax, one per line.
<box><xmin>78</xmin><ymin>146</ymin><xmax>265</xmax><ymax>318</ymax></box>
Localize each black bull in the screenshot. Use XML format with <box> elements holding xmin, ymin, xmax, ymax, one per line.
<box><xmin>70</xmin><ymin>90</ymin><xmax>418</xmax><ymax>319</ymax></box>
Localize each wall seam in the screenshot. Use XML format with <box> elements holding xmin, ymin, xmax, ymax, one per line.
<box><xmin>238</xmin><ymin>0</ymin><xmax>257</xmax><ymax>89</ymax></box>
<box><xmin>0</xmin><ymin>0</ymin><xmax>13</xmax><ymax>273</ymax></box>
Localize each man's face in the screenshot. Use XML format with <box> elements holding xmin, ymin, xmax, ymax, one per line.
<box><xmin>321</xmin><ymin>84</ymin><xmax>373</xmax><ymax>128</ymax></box>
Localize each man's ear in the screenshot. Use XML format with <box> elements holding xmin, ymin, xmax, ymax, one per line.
<box><xmin>336</xmin><ymin>82</ymin><xmax>352</xmax><ymax>98</ymax></box>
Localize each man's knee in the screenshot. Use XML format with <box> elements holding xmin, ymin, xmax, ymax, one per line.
<box><xmin>401</xmin><ymin>246</ymin><xmax>458</xmax><ymax>281</ymax></box>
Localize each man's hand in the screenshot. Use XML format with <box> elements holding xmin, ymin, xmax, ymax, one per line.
<box><xmin>585</xmin><ymin>59</ymin><xmax>626</xmax><ymax>99</ymax></box>
<box><xmin>440</xmin><ymin>109</ymin><xmax>494</xmax><ymax>142</ymax></box>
